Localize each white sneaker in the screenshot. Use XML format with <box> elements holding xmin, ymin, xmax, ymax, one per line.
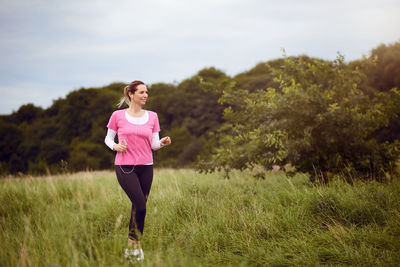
<box><xmin>124</xmin><ymin>248</ymin><xmax>144</xmax><ymax>262</ymax></box>
<box><xmin>137</xmin><ymin>248</ymin><xmax>144</xmax><ymax>261</ymax></box>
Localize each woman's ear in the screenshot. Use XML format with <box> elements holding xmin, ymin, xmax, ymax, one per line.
<box><xmin>127</xmin><ymin>91</ymin><xmax>133</xmax><ymax>101</ymax></box>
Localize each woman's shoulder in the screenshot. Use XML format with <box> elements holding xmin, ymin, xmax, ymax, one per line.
<box><xmin>111</xmin><ymin>109</ymin><xmax>126</xmax><ymax>117</ymax></box>
<box><xmin>108</xmin><ymin>109</ymin><xmax>125</xmax><ymax>123</ymax></box>
<box><xmin>146</xmin><ymin>110</ymin><xmax>158</xmax><ymax>117</ymax></box>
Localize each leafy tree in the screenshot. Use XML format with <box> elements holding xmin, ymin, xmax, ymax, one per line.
<box><xmin>167</xmin><ymin>67</ymin><xmax>227</xmax><ymax>137</ymax></box>
<box><xmin>0</xmin><ymin>120</ymin><xmax>22</xmax><ymax>162</ymax></box>
<box><xmin>147</xmin><ymin>68</ymin><xmax>228</xmax><ymax>166</ymax></box>
<box><xmin>11</xmin><ymin>103</ymin><xmax>43</xmax><ymax>124</ymax></box>
<box><xmin>2</xmin><ymin>43</ymin><xmax>399</xmax><ymax>176</ymax></box>
<box><xmin>19</xmin><ymin>118</ymin><xmax>58</xmax><ymax>160</ymax></box>
<box><xmin>28</xmin><ymin>160</ymin><xmax>49</xmax><ymax>175</ymax></box>
<box><xmin>368</xmin><ymin>42</ymin><xmax>400</xmax><ymax>92</ymax></box>
<box><xmin>199</xmin><ymin>54</ymin><xmax>400</xmax><ymax>181</ymax></box>
<box><xmin>155</xmin><ymin>126</ymin><xmax>194</xmax><ymax>167</ymax></box>
<box><xmin>38</xmin><ymin>139</ymin><xmax>69</xmax><ymax>165</ymax></box>
<box><xmin>0</xmin><ymin>119</ymin><xmax>24</xmax><ymax>173</ymax></box>
<box><xmin>233</xmin><ymin>59</ymin><xmax>283</xmax><ymax>92</ymax></box>
<box><xmin>57</xmin><ymin>89</ymin><xmax>98</xmax><ymax>143</ymax></box>
<box><xmin>146</xmin><ymin>82</ymin><xmax>178</xmax><ymax>132</ymax></box>
<box><xmin>364</xmin><ymin>42</ymin><xmax>400</xmax><ymax>143</ymax></box>
<box><xmin>69</xmin><ymin>141</ymin><xmax>112</xmax><ymax>171</ymax></box>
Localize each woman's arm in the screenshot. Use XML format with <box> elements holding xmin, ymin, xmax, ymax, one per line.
<box><xmin>105</xmin><ymin>128</ymin><xmax>127</xmax><ymax>153</ymax></box>
<box><xmin>151</xmin><ymin>133</ymin><xmax>171</xmax><ymax>150</ymax></box>
<box><xmin>151</xmin><ymin>132</ymin><xmax>162</xmax><ymax>151</ymax></box>
<box><xmin>105</xmin><ymin>128</ymin><xmax>117</xmax><ymax>150</ymax></box>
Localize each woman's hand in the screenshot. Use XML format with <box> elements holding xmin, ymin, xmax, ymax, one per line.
<box><xmin>160</xmin><ymin>136</ymin><xmax>171</xmax><ymax>146</ymax></box>
<box><xmin>113</xmin><ymin>140</ymin><xmax>128</xmax><ymax>153</ymax></box>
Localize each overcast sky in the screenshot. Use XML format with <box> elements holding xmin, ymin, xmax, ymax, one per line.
<box><xmin>0</xmin><ymin>0</ymin><xmax>399</xmax><ymax>114</ymax></box>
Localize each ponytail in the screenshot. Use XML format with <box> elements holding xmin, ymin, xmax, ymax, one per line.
<box><xmin>117</xmin><ymin>86</ymin><xmax>130</xmax><ymax>108</ymax></box>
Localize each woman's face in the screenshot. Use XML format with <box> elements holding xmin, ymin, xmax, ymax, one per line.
<box><xmin>129</xmin><ymin>84</ymin><xmax>148</xmax><ymax>106</ymax></box>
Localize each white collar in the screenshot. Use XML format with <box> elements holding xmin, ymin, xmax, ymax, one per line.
<box><xmin>125</xmin><ymin>110</ymin><xmax>149</xmax><ymax>125</ymax></box>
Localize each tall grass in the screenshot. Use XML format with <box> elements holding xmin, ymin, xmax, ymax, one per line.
<box><xmin>1</xmin><ymin>170</ymin><xmax>399</xmax><ymax>266</ymax></box>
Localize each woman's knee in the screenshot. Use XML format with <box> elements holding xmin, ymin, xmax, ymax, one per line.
<box><xmin>133</xmin><ymin>201</ymin><xmax>147</xmax><ymax>213</ymax></box>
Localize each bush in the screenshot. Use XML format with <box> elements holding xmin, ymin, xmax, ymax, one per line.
<box><xmin>69</xmin><ymin>141</ymin><xmax>112</xmax><ymax>171</ymax></box>
<box><xmin>28</xmin><ymin>160</ymin><xmax>49</xmax><ymax>175</ymax></box>
<box><xmin>156</xmin><ymin>126</ymin><xmax>194</xmax><ymax>167</ymax></box>
<box><xmin>199</xmin><ymin>54</ymin><xmax>400</xmax><ymax>181</ymax></box>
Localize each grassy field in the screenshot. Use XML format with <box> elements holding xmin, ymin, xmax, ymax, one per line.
<box><xmin>1</xmin><ymin>169</ymin><xmax>399</xmax><ymax>266</ymax></box>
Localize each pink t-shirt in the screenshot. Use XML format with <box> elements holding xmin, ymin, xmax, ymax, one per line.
<box><xmin>107</xmin><ymin>109</ymin><xmax>160</xmax><ymax>165</ymax></box>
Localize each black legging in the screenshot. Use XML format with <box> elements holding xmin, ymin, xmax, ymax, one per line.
<box><xmin>115</xmin><ymin>165</ymin><xmax>153</xmax><ymax>241</ymax></box>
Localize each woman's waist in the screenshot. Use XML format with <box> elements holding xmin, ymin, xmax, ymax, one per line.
<box><xmin>115</xmin><ymin>152</ymin><xmax>153</xmax><ymax>164</ymax></box>
<box><xmin>115</xmin><ymin>163</ymin><xmax>153</xmax><ymax>166</ymax></box>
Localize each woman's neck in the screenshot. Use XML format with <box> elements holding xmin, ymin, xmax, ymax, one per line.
<box><xmin>127</xmin><ymin>103</ymin><xmax>144</xmax><ymax>117</ymax></box>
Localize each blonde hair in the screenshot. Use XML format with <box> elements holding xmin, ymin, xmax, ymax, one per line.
<box><xmin>117</xmin><ymin>80</ymin><xmax>145</xmax><ymax>108</ymax></box>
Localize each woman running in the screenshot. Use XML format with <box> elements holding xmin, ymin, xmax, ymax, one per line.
<box><xmin>104</xmin><ymin>80</ymin><xmax>171</xmax><ymax>262</ymax></box>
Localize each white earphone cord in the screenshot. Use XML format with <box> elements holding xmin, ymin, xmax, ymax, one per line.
<box><xmin>119</xmin><ymin>126</ymin><xmax>141</xmax><ymax>174</ymax></box>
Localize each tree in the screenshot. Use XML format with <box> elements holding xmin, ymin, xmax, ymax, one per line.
<box><xmin>367</xmin><ymin>42</ymin><xmax>400</xmax><ymax>92</ymax></box>
<box><xmin>0</xmin><ymin>119</ymin><xmax>24</xmax><ymax>173</ymax></box>
<box><xmin>155</xmin><ymin>126</ymin><xmax>194</xmax><ymax>167</ymax></box>
<box><xmin>233</xmin><ymin>59</ymin><xmax>283</xmax><ymax>92</ymax></box>
<box><xmin>69</xmin><ymin>141</ymin><xmax>112</xmax><ymax>171</ymax></box>
<box><xmin>199</xmin><ymin>54</ymin><xmax>400</xmax><ymax>181</ymax></box>
<box><xmin>38</xmin><ymin>139</ymin><xmax>69</xmax><ymax>165</ymax></box>
<box><xmin>11</xmin><ymin>103</ymin><xmax>43</xmax><ymax>124</ymax></box>
<box><xmin>146</xmin><ymin>68</ymin><xmax>229</xmax><ymax>167</ymax></box>
<box><xmin>364</xmin><ymin>42</ymin><xmax>400</xmax><ymax>143</ymax></box>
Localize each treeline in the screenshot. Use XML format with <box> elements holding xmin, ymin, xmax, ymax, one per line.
<box><xmin>1</xmin><ymin>42</ymin><xmax>399</xmax><ymax>176</ymax></box>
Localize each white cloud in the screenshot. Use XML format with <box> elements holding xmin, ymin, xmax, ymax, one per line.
<box><xmin>0</xmin><ymin>0</ymin><xmax>399</xmax><ymax>114</ymax></box>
